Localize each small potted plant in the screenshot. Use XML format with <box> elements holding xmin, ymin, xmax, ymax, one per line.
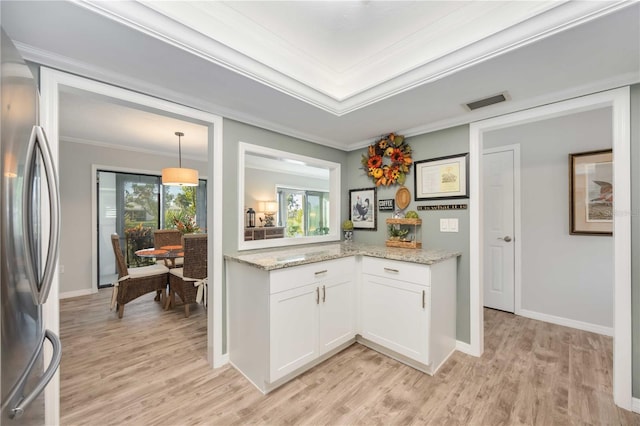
<box><xmin>388</xmin><ymin>224</ymin><xmax>409</xmax><ymax>241</ymax></box>
<box><xmin>342</xmin><ymin>219</ymin><xmax>354</xmax><ymax>242</ymax></box>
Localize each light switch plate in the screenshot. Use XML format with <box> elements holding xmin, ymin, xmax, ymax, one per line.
<box><xmin>449</xmin><ymin>218</ymin><xmax>459</xmax><ymax>232</ymax></box>
<box><xmin>440</xmin><ymin>218</ymin><xmax>449</xmax><ymax>232</ymax></box>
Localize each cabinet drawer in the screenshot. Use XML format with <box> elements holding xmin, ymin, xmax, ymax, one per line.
<box><xmin>265</xmin><ymin>227</ymin><xmax>284</xmax><ymax>239</ymax></box>
<box><xmin>270</xmin><ymin>257</ymin><xmax>355</xmax><ymax>294</ymax></box>
<box><xmin>361</xmin><ymin>256</ymin><xmax>430</xmax><ymax>286</ymax></box>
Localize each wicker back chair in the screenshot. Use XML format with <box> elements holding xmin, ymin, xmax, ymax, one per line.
<box><xmin>153</xmin><ymin>229</ymin><xmax>182</xmax><ymax>248</ymax></box>
<box><xmin>153</xmin><ymin>229</ymin><xmax>184</xmax><ymax>267</ymax></box>
<box><xmin>166</xmin><ymin>233</ymin><xmax>208</xmax><ymax>317</ymax></box>
<box><xmin>110</xmin><ymin>234</ymin><xmax>169</xmax><ymax>318</ymax></box>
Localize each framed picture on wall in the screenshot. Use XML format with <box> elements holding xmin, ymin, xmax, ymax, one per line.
<box><xmin>349</xmin><ymin>187</ymin><xmax>377</xmax><ymax>230</ymax></box>
<box><xmin>569</xmin><ymin>149</ymin><xmax>613</xmax><ymax>235</ymax></box>
<box><xmin>414</xmin><ymin>153</ymin><xmax>469</xmax><ymax>200</ymax></box>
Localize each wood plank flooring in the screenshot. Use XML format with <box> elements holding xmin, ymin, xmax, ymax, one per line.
<box><xmin>59</xmin><ymin>289</ymin><xmax>639</xmax><ymax>425</ymax></box>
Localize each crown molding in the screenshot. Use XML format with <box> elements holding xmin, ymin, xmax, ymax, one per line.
<box><xmin>16</xmin><ymin>41</ymin><xmax>349</xmax><ymax>151</ymax></box>
<box><xmin>77</xmin><ymin>0</ymin><xmax>634</xmax><ymax>116</ymax></box>
<box><xmin>346</xmin><ymin>70</ymin><xmax>640</xmax><ymax>151</ymax></box>
<box><xmin>36</xmin><ymin>38</ymin><xmax>638</xmax><ymax>155</ymax></box>
<box><xmin>60</xmin><ymin>135</ymin><xmax>207</xmax><ymax>161</ymax></box>
<box><xmin>79</xmin><ymin>0</ymin><xmax>343</xmax><ymax>114</ymax></box>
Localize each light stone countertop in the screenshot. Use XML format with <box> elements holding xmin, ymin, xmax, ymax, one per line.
<box><xmin>224</xmin><ymin>242</ymin><xmax>461</xmax><ymax>271</ymax></box>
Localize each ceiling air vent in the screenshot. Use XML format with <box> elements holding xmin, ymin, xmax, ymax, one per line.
<box><xmin>464</xmin><ymin>92</ymin><xmax>510</xmax><ymax>111</ymax></box>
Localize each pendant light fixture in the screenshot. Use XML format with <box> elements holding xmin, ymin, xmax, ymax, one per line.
<box><xmin>162</xmin><ymin>131</ymin><xmax>198</xmax><ymax>186</ymax></box>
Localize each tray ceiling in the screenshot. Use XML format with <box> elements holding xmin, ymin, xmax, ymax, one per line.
<box><xmin>140</xmin><ymin>0</ymin><xmax>561</xmax><ymax>103</ymax></box>
<box><xmin>2</xmin><ymin>1</ymin><xmax>639</xmax><ymax>151</ymax></box>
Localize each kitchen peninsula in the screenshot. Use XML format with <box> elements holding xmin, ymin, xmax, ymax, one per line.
<box><xmin>225</xmin><ymin>242</ymin><xmax>461</xmax><ymax>393</ymax></box>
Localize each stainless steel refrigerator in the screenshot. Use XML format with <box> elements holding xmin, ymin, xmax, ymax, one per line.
<box><xmin>1</xmin><ymin>28</ymin><xmax>62</xmax><ymax>424</ymax></box>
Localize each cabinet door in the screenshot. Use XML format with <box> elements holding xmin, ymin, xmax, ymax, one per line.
<box><xmin>270</xmin><ymin>284</ymin><xmax>319</xmax><ymax>382</ymax></box>
<box><xmin>361</xmin><ymin>274</ymin><xmax>429</xmax><ymax>364</ymax></box>
<box><xmin>319</xmin><ymin>278</ymin><xmax>355</xmax><ymax>355</ymax></box>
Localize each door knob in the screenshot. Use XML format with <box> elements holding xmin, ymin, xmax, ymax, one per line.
<box><xmin>497</xmin><ymin>236</ymin><xmax>512</xmax><ymax>242</ymax></box>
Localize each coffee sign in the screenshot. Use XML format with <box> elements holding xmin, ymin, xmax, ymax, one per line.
<box><xmin>378</xmin><ymin>199</ymin><xmax>395</xmax><ymax>211</ymax></box>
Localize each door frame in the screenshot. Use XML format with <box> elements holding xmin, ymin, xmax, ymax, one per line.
<box><xmin>39</xmin><ymin>68</ymin><xmax>225</xmax><ymax>424</ymax></box>
<box><xmin>482</xmin><ymin>144</ymin><xmax>522</xmax><ymax>314</ymax></box>
<box><xmin>92</xmin><ymin>165</ymin><xmax>192</xmax><ymax>290</ymax></box>
<box><xmin>469</xmin><ymin>87</ymin><xmax>631</xmax><ymax>409</ymax></box>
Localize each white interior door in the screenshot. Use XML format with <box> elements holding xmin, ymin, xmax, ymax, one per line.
<box><xmin>483</xmin><ymin>148</ymin><xmax>516</xmax><ymax>312</ymax></box>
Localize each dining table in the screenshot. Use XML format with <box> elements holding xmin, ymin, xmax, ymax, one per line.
<box><xmin>135</xmin><ymin>245</ymin><xmax>184</xmax><ymax>268</ymax></box>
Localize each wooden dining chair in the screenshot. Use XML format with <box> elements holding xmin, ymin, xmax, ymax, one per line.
<box><xmin>153</xmin><ymin>229</ymin><xmax>183</xmax><ymax>267</ymax></box>
<box><xmin>110</xmin><ymin>233</ymin><xmax>169</xmax><ymax>318</ymax></box>
<box><xmin>166</xmin><ymin>233</ymin><xmax>207</xmax><ymax>317</ymax></box>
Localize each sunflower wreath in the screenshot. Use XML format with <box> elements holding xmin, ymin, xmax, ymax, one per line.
<box><xmin>361</xmin><ymin>133</ymin><xmax>412</xmax><ymax>186</ymax></box>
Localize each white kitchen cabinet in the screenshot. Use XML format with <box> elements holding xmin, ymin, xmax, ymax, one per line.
<box><xmin>361</xmin><ymin>275</ymin><xmax>429</xmax><ymax>363</ymax></box>
<box><xmin>318</xmin><ymin>278</ymin><xmax>354</xmax><ymax>355</ymax></box>
<box><xmin>227</xmin><ymin>247</ymin><xmax>459</xmax><ymax>392</ymax></box>
<box><xmin>360</xmin><ymin>256</ymin><xmax>456</xmax><ymax>374</ymax></box>
<box><xmin>269</xmin><ymin>283</ymin><xmax>320</xmax><ymax>381</ymax></box>
<box><xmin>228</xmin><ymin>257</ymin><xmax>355</xmax><ymax>392</ymax></box>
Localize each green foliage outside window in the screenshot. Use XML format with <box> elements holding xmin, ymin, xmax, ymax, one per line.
<box><xmin>285</xmin><ymin>193</ymin><xmax>303</xmax><ymax>237</ymax></box>
<box><xmin>165</xmin><ymin>186</ymin><xmax>200</xmax><ymax>234</ymax></box>
<box><xmin>125</xmin><ymin>182</ymin><xmax>159</xmax><ymax>224</ymax></box>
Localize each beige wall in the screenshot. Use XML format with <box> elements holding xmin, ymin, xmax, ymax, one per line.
<box><xmin>485</xmin><ymin>108</ymin><xmax>613</xmax><ymax>330</ymax></box>
<box><xmin>58</xmin><ymin>140</ymin><xmax>207</xmax><ymax>296</ymax></box>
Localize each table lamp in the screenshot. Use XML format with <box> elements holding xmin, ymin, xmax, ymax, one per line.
<box><xmin>260</xmin><ymin>201</ymin><xmax>278</xmax><ymax>227</ymax></box>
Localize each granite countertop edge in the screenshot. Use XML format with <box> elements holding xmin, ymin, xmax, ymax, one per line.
<box><xmin>224</xmin><ymin>242</ymin><xmax>461</xmax><ymax>271</ymax></box>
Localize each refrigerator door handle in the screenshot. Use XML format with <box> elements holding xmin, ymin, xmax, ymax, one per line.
<box><xmin>22</xmin><ymin>125</ymin><xmax>60</xmax><ymax>305</ymax></box>
<box><xmin>9</xmin><ymin>330</ymin><xmax>62</xmax><ymax>419</ymax></box>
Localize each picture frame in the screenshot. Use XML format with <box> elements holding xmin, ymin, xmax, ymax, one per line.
<box><xmin>349</xmin><ymin>187</ymin><xmax>377</xmax><ymax>230</ymax></box>
<box><xmin>569</xmin><ymin>149</ymin><xmax>613</xmax><ymax>235</ymax></box>
<box><xmin>414</xmin><ymin>153</ymin><xmax>469</xmax><ymax>200</ymax></box>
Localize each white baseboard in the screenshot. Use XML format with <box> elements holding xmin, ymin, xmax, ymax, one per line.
<box><xmin>59</xmin><ymin>288</ymin><xmax>96</xmax><ymax>299</ymax></box>
<box><xmin>632</xmin><ymin>397</ymin><xmax>640</xmax><ymax>413</ymax></box>
<box><xmin>455</xmin><ymin>340</ymin><xmax>474</xmax><ymax>355</ymax></box>
<box><xmin>518</xmin><ymin>309</ymin><xmax>613</xmax><ymax>337</ymax></box>
<box><xmin>218</xmin><ymin>353</ymin><xmax>229</xmax><ymax>367</ymax></box>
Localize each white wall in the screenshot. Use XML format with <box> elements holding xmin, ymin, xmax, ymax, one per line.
<box><xmin>484</xmin><ymin>108</ymin><xmax>613</xmax><ymax>330</ymax></box>
<box><xmin>244</xmin><ymin>167</ymin><xmax>329</xmax><ymax>213</ymax></box>
<box><xmin>58</xmin><ymin>140</ymin><xmax>208</xmax><ymax>296</ymax></box>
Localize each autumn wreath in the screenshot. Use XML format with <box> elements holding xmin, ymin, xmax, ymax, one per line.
<box><xmin>361</xmin><ymin>133</ymin><xmax>412</xmax><ymax>186</ymax></box>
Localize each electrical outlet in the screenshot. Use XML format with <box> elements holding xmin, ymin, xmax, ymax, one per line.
<box><xmin>449</xmin><ymin>218</ymin><xmax>459</xmax><ymax>232</ymax></box>
<box><xmin>440</xmin><ymin>218</ymin><xmax>449</xmax><ymax>232</ymax></box>
<box><xmin>59</xmin><ymin>265</ymin><xmax>65</xmax><ymax>274</ymax></box>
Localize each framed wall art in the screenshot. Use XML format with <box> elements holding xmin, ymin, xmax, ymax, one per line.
<box><xmin>414</xmin><ymin>153</ymin><xmax>469</xmax><ymax>200</ymax></box>
<box><xmin>349</xmin><ymin>187</ymin><xmax>377</xmax><ymax>230</ymax></box>
<box><xmin>569</xmin><ymin>149</ymin><xmax>613</xmax><ymax>235</ymax></box>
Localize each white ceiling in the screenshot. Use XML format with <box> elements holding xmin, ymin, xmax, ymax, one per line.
<box><xmin>245</xmin><ymin>153</ymin><xmax>329</xmax><ymax>180</ymax></box>
<box><xmin>140</xmin><ymin>0</ymin><xmax>562</xmax><ymax>103</ymax></box>
<box><xmin>1</xmin><ymin>1</ymin><xmax>639</xmax><ymax>153</ymax></box>
<box><xmin>58</xmin><ymin>88</ymin><xmax>209</xmax><ymax>159</ymax></box>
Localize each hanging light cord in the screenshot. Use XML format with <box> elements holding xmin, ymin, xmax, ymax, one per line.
<box><xmin>176</xmin><ymin>131</ymin><xmax>184</xmax><ymax>167</ymax></box>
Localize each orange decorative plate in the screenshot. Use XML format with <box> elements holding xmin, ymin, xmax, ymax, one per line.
<box><xmin>160</xmin><ymin>245</ymin><xmax>182</xmax><ymax>250</ymax></box>
<box><xmin>395</xmin><ymin>187</ymin><xmax>411</xmax><ymax>210</ymax></box>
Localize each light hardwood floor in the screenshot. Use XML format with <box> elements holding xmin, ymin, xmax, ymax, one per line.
<box><xmin>59</xmin><ymin>289</ymin><xmax>639</xmax><ymax>425</ymax></box>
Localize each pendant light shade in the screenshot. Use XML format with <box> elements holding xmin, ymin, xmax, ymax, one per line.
<box><xmin>162</xmin><ymin>131</ymin><xmax>199</xmax><ymax>186</ymax></box>
<box><xmin>161</xmin><ymin>167</ymin><xmax>198</xmax><ymax>186</ymax></box>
